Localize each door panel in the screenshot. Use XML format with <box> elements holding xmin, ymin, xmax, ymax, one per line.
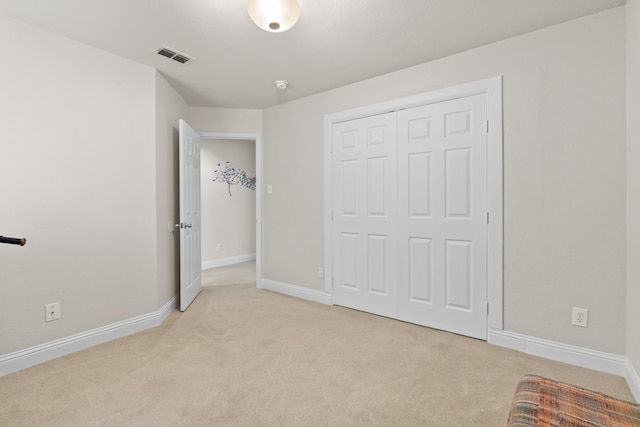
<box><xmin>367</xmin><ymin>234</ymin><xmax>387</xmax><ymax>295</ymax></box>
<box><xmin>445</xmin><ymin>149</ymin><xmax>471</xmax><ymax>217</ymax></box>
<box><xmin>340</xmin><ymin>233</ymin><xmax>358</xmax><ymax>289</ymax></box>
<box><xmin>398</xmin><ymin>94</ymin><xmax>488</xmax><ymax>339</ymax></box>
<box><xmin>408</xmin><ymin>152</ymin><xmax>432</xmax><ymax>217</ymax></box>
<box><xmin>445</xmin><ymin>239</ymin><xmax>472</xmax><ymax>310</ymax></box>
<box><xmin>332</xmin><ymin>113</ymin><xmax>398</xmax><ymax>318</ymax></box>
<box><xmin>409</xmin><ymin>237</ymin><xmax>432</xmax><ymax>303</ymax></box>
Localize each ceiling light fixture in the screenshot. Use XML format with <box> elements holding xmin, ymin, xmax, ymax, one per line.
<box><xmin>247</xmin><ymin>0</ymin><xmax>300</xmax><ymax>33</ymax></box>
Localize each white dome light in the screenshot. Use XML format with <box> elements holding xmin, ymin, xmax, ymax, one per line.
<box><xmin>247</xmin><ymin>0</ymin><xmax>301</xmax><ymax>33</ymax></box>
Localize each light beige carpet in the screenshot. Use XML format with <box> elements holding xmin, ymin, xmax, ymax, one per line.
<box><xmin>0</xmin><ymin>262</ymin><xmax>634</xmax><ymax>426</ymax></box>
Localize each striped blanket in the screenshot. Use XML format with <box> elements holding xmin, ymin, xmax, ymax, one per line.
<box><xmin>508</xmin><ymin>375</ymin><xmax>640</xmax><ymax>427</ymax></box>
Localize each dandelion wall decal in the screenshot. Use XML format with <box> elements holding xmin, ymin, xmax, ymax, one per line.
<box><xmin>213</xmin><ymin>161</ymin><xmax>256</xmax><ymax>196</ymax></box>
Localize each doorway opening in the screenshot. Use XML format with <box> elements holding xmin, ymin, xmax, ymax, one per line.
<box><xmin>200</xmin><ymin>132</ymin><xmax>262</xmax><ymax>289</ymax></box>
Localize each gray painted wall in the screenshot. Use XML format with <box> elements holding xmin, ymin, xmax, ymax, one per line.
<box><xmin>627</xmin><ymin>0</ymin><xmax>640</xmax><ymax>376</ymax></box>
<box><xmin>201</xmin><ymin>139</ymin><xmax>256</xmax><ymax>264</ymax></box>
<box><xmin>0</xmin><ymin>15</ymin><xmax>160</xmax><ymax>354</ymax></box>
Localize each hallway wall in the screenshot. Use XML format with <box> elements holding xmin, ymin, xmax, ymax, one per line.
<box><xmin>201</xmin><ymin>139</ymin><xmax>256</xmax><ymax>266</ymax></box>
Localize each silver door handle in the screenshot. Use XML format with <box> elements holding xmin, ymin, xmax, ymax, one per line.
<box><xmin>174</xmin><ymin>223</ymin><xmax>193</xmax><ymax>229</ymax></box>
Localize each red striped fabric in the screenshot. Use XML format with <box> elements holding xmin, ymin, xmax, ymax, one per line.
<box><xmin>508</xmin><ymin>375</ymin><xmax>640</xmax><ymax>427</ymax></box>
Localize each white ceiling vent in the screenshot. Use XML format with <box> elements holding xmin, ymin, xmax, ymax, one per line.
<box><xmin>156</xmin><ymin>46</ymin><xmax>196</xmax><ymax>65</ymax></box>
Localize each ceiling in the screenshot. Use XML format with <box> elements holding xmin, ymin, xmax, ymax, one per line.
<box><xmin>0</xmin><ymin>0</ymin><xmax>627</xmax><ymax>109</ymax></box>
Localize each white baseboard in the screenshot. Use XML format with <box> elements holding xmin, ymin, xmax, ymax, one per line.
<box><xmin>202</xmin><ymin>253</ymin><xmax>256</xmax><ymax>270</ymax></box>
<box><xmin>488</xmin><ymin>328</ymin><xmax>628</xmax><ymax>375</ymax></box>
<box><xmin>625</xmin><ymin>359</ymin><xmax>640</xmax><ymax>403</ymax></box>
<box><xmin>0</xmin><ymin>297</ymin><xmax>176</xmax><ymax>376</ymax></box>
<box><xmin>261</xmin><ymin>279</ymin><xmax>332</xmax><ymax>305</ymax></box>
<box><xmin>489</xmin><ymin>328</ymin><xmax>639</xmax><ymax>403</ymax></box>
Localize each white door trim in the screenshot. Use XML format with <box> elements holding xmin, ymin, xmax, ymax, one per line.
<box><xmin>323</xmin><ymin>76</ymin><xmax>504</xmax><ymax>331</ymax></box>
<box><xmin>199</xmin><ymin>131</ymin><xmax>263</xmax><ymax>289</ymax></box>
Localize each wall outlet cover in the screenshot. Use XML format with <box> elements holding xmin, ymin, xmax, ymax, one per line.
<box><xmin>45</xmin><ymin>302</ymin><xmax>61</xmax><ymax>322</ymax></box>
<box><xmin>571</xmin><ymin>307</ymin><xmax>588</xmax><ymax>328</ymax></box>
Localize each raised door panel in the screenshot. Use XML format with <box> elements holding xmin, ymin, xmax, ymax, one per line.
<box><xmin>445</xmin><ymin>239</ymin><xmax>472</xmax><ymax>310</ymax></box>
<box><xmin>408</xmin><ymin>152</ymin><xmax>432</xmax><ymax>218</ymax></box>
<box><xmin>340</xmin><ymin>160</ymin><xmax>359</xmax><ymax>216</ymax></box>
<box><xmin>340</xmin><ymin>233</ymin><xmax>358</xmax><ymax>290</ymax></box>
<box><xmin>445</xmin><ymin>149</ymin><xmax>471</xmax><ymax>218</ymax></box>
<box><xmin>367</xmin><ymin>234</ymin><xmax>388</xmax><ymax>295</ymax></box>
<box><xmin>367</xmin><ymin>157</ymin><xmax>387</xmax><ymax>217</ymax></box>
<box><xmin>408</xmin><ymin>237</ymin><xmax>432</xmax><ymax>304</ymax></box>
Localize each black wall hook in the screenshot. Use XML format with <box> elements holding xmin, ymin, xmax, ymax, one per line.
<box><xmin>0</xmin><ymin>236</ymin><xmax>27</xmax><ymax>246</ymax></box>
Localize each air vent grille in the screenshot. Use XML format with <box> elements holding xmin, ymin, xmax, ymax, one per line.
<box><xmin>156</xmin><ymin>46</ymin><xmax>196</xmax><ymax>65</ymax></box>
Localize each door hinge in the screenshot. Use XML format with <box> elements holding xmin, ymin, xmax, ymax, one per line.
<box><xmin>332</xmin><ymin>277</ymin><xmax>334</xmax><ymax>288</ymax></box>
<box><xmin>486</xmin><ymin>211</ymin><xmax>489</xmax><ymax>224</ymax></box>
<box><xmin>487</xmin><ymin>302</ymin><xmax>489</xmax><ymax>315</ymax></box>
<box><xmin>485</xmin><ymin>120</ymin><xmax>489</xmax><ymax>133</ymax></box>
<box><xmin>331</xmin><ymin>210</ymin><xmax>334</xmax><ymax>221</ymax></box>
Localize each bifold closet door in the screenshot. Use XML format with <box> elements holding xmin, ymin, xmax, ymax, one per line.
<box><xmin>331</xmin><ymin>94</ymin><xmax>489</xmax><ymax>340</ymax></box>
<box><xmin>332</xmin><ymin>112</ymin><xmax>398</xmax><ymax>318</ymax></box>
<box><xmin>397</xmin><ymin>94</ymin><xmax>488</xmax><ymax>340</ymax></box>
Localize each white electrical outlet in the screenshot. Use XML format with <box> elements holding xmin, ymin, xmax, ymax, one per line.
<box><xmin>216</xmin><ymin>243</ymin><xmax>221</xmax><ymax>252</ymax></box>
<box><xmin>572</xmin><ymin>307</ymin><xmax>588</xmax><ymax>328</ymax></box>
<box><xmin>45</xmin><ymin>302</ymin><xmax>61</xmax><ymax>322</ymax></box>
<box><xmin>318</xmin><ymin>267</ymin><xmax>324</xmax><ymax>278</ymax></box>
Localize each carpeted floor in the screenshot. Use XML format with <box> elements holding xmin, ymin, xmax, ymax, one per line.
<box><xmin>0</xmin><ymin>261</ymin><xmax>634</xmax><ymax>426</ymax></box>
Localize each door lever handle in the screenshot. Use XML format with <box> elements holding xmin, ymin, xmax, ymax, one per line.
<box><xmin>175</xmin><ymin>223</ymin><xmax>193</xmax><ymax>229</ymax></box>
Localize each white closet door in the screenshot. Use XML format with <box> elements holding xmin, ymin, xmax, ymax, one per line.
<box><xmin>397</xmin><ymin>94</ymin><xmax>488</xmax><ymax>339</ymax></box>
<box><xmin>332</xmin><ymin>112</ymin><xmax>398</xmax><ymax>318</ymax></box>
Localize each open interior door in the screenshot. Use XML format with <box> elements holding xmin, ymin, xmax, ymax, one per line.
<box><xmin>178</xmin><ymin>119</ymin><xmax>202</xmax><ymax>311</ymax></box>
